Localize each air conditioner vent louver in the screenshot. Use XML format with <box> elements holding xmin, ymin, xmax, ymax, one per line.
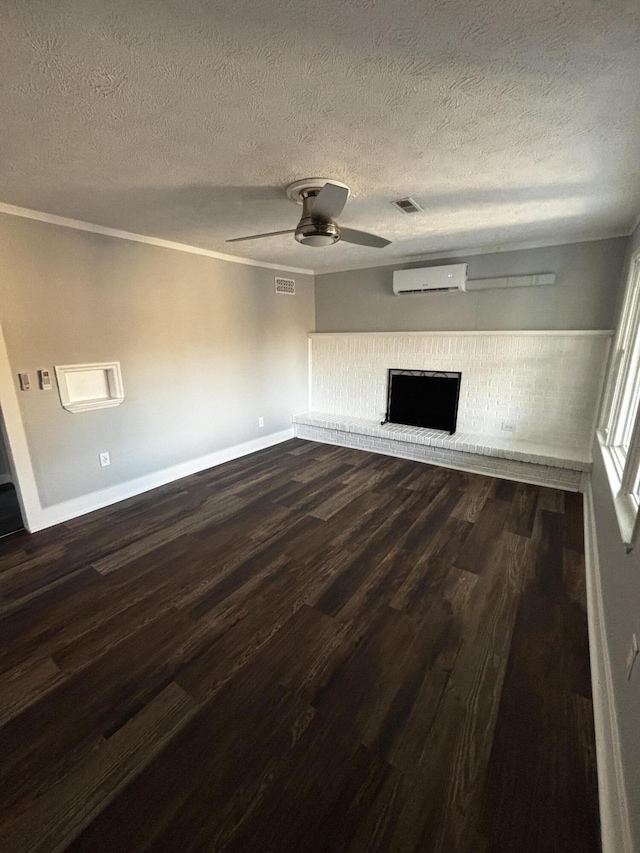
<box><xmin>402</xmin><ymin>286</ymin><xmax>456</xmax><ymax>293</ymax></box>
<box><xmin>391</xmin><ymin>197</ymin><xmax>423</xmax><ymax>214</ymax></box>
<box><xmin>275</xmin><ymin>277</ymin><xmax>295</xmax><ymax>295</ymax></box>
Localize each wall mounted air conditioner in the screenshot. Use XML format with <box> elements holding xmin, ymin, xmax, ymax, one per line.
<box><xmin>392</xmin><ymin>264</ymin><xmax>468</xmax><ymax>295</ymax></box>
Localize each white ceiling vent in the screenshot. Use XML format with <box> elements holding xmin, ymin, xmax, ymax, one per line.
<box><xmin>390</xmin><ymin>197</ymin><xmax>423</xmax><ymax>214</ymax></box>
<box><xmin>275</xmin><ymin>277</ymin><xmax>295</xmax><ymax>295</ymax></box>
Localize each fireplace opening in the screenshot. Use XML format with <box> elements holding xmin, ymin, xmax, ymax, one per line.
<box><xmin>383</xmin><ymin>369</ymin><xmax>461</xmax><ymax>435</ymax></box>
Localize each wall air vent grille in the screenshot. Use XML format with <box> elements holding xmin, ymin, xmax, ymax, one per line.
<box><xmin>275</xmin><ymin>277</ymin><xmax>295</xmax><ymax>295</ymax></box>
<box><xmin>390</xmin><ymin>197</ymin><xmax>423</xmax><ymax>214</ymax></box>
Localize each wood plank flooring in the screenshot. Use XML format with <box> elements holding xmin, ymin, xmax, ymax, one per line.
<box><xmin>0</xmin><ymin>440</ymin><xmax>599</xmax><ymax>852</ymax></box>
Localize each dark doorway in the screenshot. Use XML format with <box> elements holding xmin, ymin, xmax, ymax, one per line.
<box><xmin>0</xmin><ymin>482</ymin><xmax>24</xmax><ymax>537</ymax></box>
<box><xmin>0</xmin><ymin>412</ymin><xmax>25</xmax><ymax>538</ymax></box>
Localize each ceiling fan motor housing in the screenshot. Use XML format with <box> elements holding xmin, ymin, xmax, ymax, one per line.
<box><xmin>295</xmin><ymin>217</ymin><xmax>340</xmax><ymax>246</ymax></box>
<box><xmin>295</xmin><ymin>188</ymin><xmax>340</xmax><ymax>246</ymax></box>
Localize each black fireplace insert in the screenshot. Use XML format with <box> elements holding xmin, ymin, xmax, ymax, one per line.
<box><xmin>382</xmin><ymin>369</ymin><xmax>461</xmax><ymax>435</ymax></box>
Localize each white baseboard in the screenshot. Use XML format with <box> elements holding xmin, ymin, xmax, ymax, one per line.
<box><xmin>27</xmin><ymin>428</ymin><xmax>294</xmax><ymax>532</ymax></box>
<box><xmin>583</xmin><ymin>480</ymin><xmax>634</xmax><ymax>853</ymax></box>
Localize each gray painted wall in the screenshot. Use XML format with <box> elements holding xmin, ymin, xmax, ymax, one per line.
<box><xmin>590</xmin><ymin>222</ymin><xmax>640</xmax><ymax>851</ymax></box>
<box><xmin>315</xmin><ymin>239</ymin><xmax>627</xmax><ymax>332</ymax></box>
<box><xmin>0</xmin><ymin>214</ymin><xmax>314</xmax><ymax>507</ymax></box>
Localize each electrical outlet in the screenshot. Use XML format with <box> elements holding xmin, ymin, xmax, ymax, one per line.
<box><xmin>99</xmin><ymin>452</ymin><xmax>111</xmax><ymax>467</ymax></box>
<box><xmin>626</xmin><ymin>633</ymin><xmax>639</xmax><ymax>681</ymax></box>
<box><xmin>258</xmin><ymin>417</ymin><xmax>264</xmax><ymax>428</ymax></box>
<box><xmin>501</xmin><ymin>421</ymin><xmax>516</xmax><ymax>433</ymax></box>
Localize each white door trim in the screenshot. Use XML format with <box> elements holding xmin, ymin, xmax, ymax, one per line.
<box><xmin>583</xmin><ymin>479</ymin><xmax>634</xmax><ymax>853</ymax></box>
<box><xmin>0</xmin><ymin>321</ymin><xmax>43</xmax><ymax>531</ymax></box>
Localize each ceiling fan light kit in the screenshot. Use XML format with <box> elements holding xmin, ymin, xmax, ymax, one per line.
<box><xmin>227</xmin><ymin>178</ymin><xmax>391</xmax><ymax>249</ymax></box>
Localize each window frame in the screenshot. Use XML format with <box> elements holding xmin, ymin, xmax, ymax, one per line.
<box><xmin>598</xmin><ymin>251</ymin><xmax>640</xmax><ymax>551</ymax></box>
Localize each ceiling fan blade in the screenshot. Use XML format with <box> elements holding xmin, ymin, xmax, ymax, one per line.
<box><xmin>339</xmin><ymin>227</ymin><xmax>391</xmax><ymax>248</ymax></box>
<box><xmin>226</xmin><ymin>229</ymin><xmax>296</xmax><ymax>243</ymax></box>
<box><xmin>311</xmin><ymin>182</ymin><xmax>349</xmax><ymax>221</ymax></box>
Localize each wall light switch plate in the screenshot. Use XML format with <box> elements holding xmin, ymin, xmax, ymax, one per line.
<box><xmin>626</xmin><ymin>633</ymin><xmax>639</xmax><ymax>681</ymax></box>
<box><xmin>18</xmin><ymin>372</ymin><xmax>30</xmax><ymax>391</ymax></box>
<box><xmin>38</xmin><ymin>369</ymin><xmax>52</xmax><ymax>390</ymax></box>
<box><xmin>258</xmin><ymin>417</ymin><xmax>264</xmax><ymax>428</ymax></box>
<box><xmin>99</xmin><ymin>452</ymin><xmax>111</xmax><ymax>468</ymax></box>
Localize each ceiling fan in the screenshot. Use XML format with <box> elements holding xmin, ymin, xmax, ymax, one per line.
<box><xmin>226</xmin><ymin>178</ymin><xmax>391</xmax><ymax>249</ymax></box>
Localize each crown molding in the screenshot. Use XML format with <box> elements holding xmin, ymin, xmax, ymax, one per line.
<box><xmin>629</xmin><ymin>209</ymin><xmax>640</xmax><ymax>237</ymax></box>
<box><xmin>0</xmin><ymin>199</ymin><xmax>635</xmax><ymax>278</ymax></box>
<box><xmin>313</xmin><ymin>229</ymin><xmax>633</xmax><ymax>275</ymax></box>
<box><xmin>0</xmin><ymin>201</ymin><xmax>315</xmax><ymax>276</ymax></box>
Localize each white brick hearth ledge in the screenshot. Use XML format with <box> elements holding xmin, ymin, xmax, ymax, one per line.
<box><xmin>292</xmin><ymin>412</ymin><xmax>588</xmax><ymax>491</ymax></box>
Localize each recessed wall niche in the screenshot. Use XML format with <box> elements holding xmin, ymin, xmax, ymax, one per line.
<box><xmin>54</xmin><ymin>362</ymin><xmax>124</xmax><ymax>413</ymax></box>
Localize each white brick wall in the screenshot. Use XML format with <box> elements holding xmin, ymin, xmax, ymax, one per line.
<box><xmin>309</xmin><ymin>331</ymin><xmax>611</xmax><ymax>454</ymax></box>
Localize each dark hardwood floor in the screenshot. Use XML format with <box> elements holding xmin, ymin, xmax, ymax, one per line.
<box><xmin>0</xmin><ymin>439</ymin><xmax>599</xmax><ymax>852</ymax></box>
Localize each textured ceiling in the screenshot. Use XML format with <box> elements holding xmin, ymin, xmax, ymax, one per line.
<box><xmin>1</xmin><ymin>0</ymin><xmax>640</xmax><ymax>272</ymax></box>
